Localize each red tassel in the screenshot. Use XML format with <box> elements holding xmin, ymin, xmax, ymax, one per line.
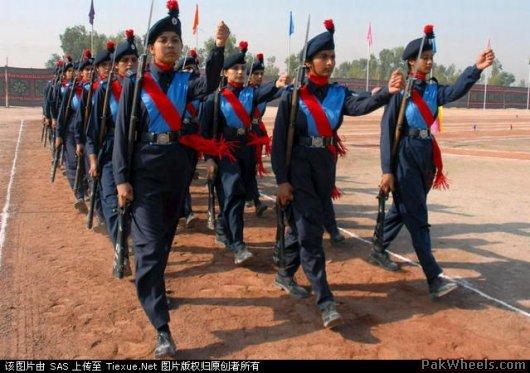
<box><xmin>334</xmin><ymin>134</ymin><xmax>347</xmax><ymax>157</ymax></box>
<box><xmin>324</xmin><ymin>19</ymin><xmax>335</xmax><ymax>33</ymax></box>
<box><xmin>106</xmin><ymin>40</ymin><xmax>116</xmax><ymax>53</ymax></box>
<box><xmin>178</xmin><ymin>134</ymin><xmax>236</xmax><ymax>162</ymax></box>
<box><xmin>190</xmin><ymin>49</ymin><xmax>198</xmax><ymax>58</ymax></box>
<box><xmin>433</xmin><ymin>172</ymin><xmax>449</xmax><ymax>190</ymax></box>
<box><xmin>125</xmin><ymin>29</ymin><xmax>134</xmax><ymax>41</ymax></box>
<box><xmin>430</xmin><ymin>136</ymin><xmax>449</xmax><ymax>190</ymax></box>
<box><xmin>239</xmin><ymin>41</ymin><xmax>248</xmax><ymax>53</ymax></box>
<box><xmin>166</xmin><ymin>0</ymin><xmax>179</xmax><ymax>11</ymax></box>
<box><xmin>424</xmin><ymin>24</ymin><xmax>434</xmax><ymax>36</ymax></box>
<box><xmin>331</xmin><ymin>186</ymin><xmax>342</xmax><ymax>200</ymax></box>
<box><xmin>257</xmin><ymin>53</ymin><xmax>264</xmax><ymax>62</ymax></box>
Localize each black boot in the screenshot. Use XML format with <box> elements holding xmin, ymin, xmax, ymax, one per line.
<box><xmin>255</xmin><ymin>201</ymin><xmax>268</xmax><ymax>217</ymax></box>
<box><xmin>429</xmin><ymin>276</ymin><xmax>458</xmax><ymax>299</ymax></box>
<box><xmin>330</xmin><ymin>229</ymin><xmax>345</xmax><ymax>245</ymax></box>
<box><xmin>154</xmin><ymin>330</ymin><xmax>177</xmax><ymax>359</ymax></box>
<box><xmin>274</xmin><ymin>275</ymin><xmax>310</xmax><ymax>299</ymax></box>
<box><xmin>369</xmin><ymin>245</ymin><xmax>400</xmax><ymax>272</ymax></box>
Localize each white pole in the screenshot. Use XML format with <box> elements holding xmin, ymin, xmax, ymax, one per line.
<box><xmin>366</xmin><ymin>43</ymin><xmax>370</xmax><ymax>91</ymax></box>
<box><xmin>4</xmin><ymin>57</ymin><xmax>9</xmax><ymax>108</ymax></box>
<box><xmin>287</xmin><ymin>35</ymin><xmax>291</xmax><ymax>76</ymax></box>
<box><xmin>527</xmin><ymin>59</ymin><xmax>530</xmax><ymax>110</ymax></box>
<box><xmin>483</xmin><ymin>70</ymin><xmax>487</xmax><ymax>110</ymax></box>
<box><xmin>483</xmin><ymin>38</ymin><xmax>490</xmax><ymax>110</ymax></box>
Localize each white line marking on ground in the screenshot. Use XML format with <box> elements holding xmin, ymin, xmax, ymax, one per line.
<box><xmin>0</xmin><ymin>120</ymin><xmax>25</xmax><ymax>269</ymax></box>
<box><xmin>259</xmin><ymin>191</ymin><xmax>530</xmax><ymax>319</ymax></box>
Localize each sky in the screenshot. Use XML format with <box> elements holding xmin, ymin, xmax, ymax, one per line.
<box><xmin>1</xmin><ymin>0</ymin><xmax>529</xmax><ymax>83</ymax></box>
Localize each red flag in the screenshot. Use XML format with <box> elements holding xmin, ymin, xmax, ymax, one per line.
<box><xmin>366</xmin><ymin>22</ymin><xmax>373</xmax><ymax>47</ymax></box>
<box><xmin>192</xmin><ymin>4</ymin><xmax>199</xmax><ymax>35</ymax></box>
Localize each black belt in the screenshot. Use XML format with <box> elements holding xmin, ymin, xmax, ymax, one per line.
<box><xmin>224</xmin><ymin>126</ymin><xmax>249</xmax><ymax>137</ymax></box>
<box><xmin>140</xmin><ymin>131</ymin><xmax>182</xmax><ymax>144</ymax></box>
<box><xmin>297</xmin><ymin>136</ymin><xmax>335</xmax><ymax>148</ymax></box>
<box><xmin>408</xmin><ymin>128</ymin><xmax>431</xmax><ymax>139</ymax></box>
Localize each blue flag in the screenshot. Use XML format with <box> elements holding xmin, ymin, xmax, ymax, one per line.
<box><xmin>88</xmin><ymin>0</ymin><xmax>95</xmax><ymax>26</ymax></box>
<box><xmin>289</xmin><ymin>11</ymin><xmax>294</xmax><ymax>36</ymax></box>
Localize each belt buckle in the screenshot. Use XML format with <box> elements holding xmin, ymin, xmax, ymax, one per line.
<box><xmin>157</xmin><ymin>133</ymin><xmax>170</xmax><ymax>144</ymax></box>
<box><xmin>237</xmin><ymin>127</ymin><xmax>246</xmax><ymax>136</ymax></box>
<box><xmin>419</xmin><ymin>129</ymin><xmax>429</xmax><ymax>139</ymax></box>
<box><xmin>311</xmin><ymin>136</ymin><xmax>324</xmax><ymax>148</ymax></box>
<box><xmin>251</xmin><ymin>118</ymin><xmax>259</xmax><ymax>125</ymax></box>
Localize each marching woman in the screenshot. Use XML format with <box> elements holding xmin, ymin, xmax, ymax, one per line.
<box><xmin>272</xmin><ymin>19</ymin><xmax>404</xmax><ymax>328</ymax></box>
<box><xmin>371</xmin><ymin>25</ymin><xmax>494</xmax><ymax>298</ymax></box>
<box><xmin>112</xmin><ymin>0</ymin><xmax>230</xmax><ymax>358</ymax></box>
<box><xmin>86</xmin><ymin>31</ymin><xmax>138</xmax><ymax>257</ymax></box>
<box><xmin>201</xmin><ymin>43</ymin><xmax>290</xmax><ymax>265</ymax></box>
<box><xmin>55</xmin><ymin>50</ymin><xmax>93</xmax><ymax>212</ymax></box>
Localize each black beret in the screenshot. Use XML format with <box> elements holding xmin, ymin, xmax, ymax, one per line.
<box><xmin>224</xmin><ymin>41</ymin><xmax>248</xmax><ymax>70</ymax></box>
<box><xmin>114</xmin><ymin>29</ymin><xmax>139</xmax><ymax>61</ymax></box>
<box><xmin>305</xmin><ymin>19</ymin><xmax>335</xmax><ymax>60</ymax></box>
<box><xmin>147</xmin><ymin>0</ymin><xmax>181</xmax><ymax>45</ymax></box>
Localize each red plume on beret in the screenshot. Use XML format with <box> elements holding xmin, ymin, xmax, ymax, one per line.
<box><xmin>190</xmin><ymin>49</ymin><xmax>198</xmax><ymax>59</ymax></box>
<box><xmin>257</xmin><ymin>53</ymin><xmax>264</xmax><ymax>62</ymax></box>
<box><xmin>106</xmin><ymin>40</ymin><xmax>116</xmax><ymax>53</ymax></box>
<box><xmin>125</xmin><ymin>29</ymin><xmax>134</xmax><ymax>41</ymax></box>
<box><xmin>82</xmin><ymin>49</ymin><xmax>91</xmax><ymax>59</ymax></box>
<box><xmin>239</xmin><ymin>41</ymin><xmax>248</xmax><ymax>53</ymax></box>
<box><xmin>324</xmin><ymin>19</ymin><xmax>335</xmax><ymax>33</ymax></box>
<box><xmin>166</xmin><ymin>0</ymin><xmax>179</xmax><ymax>12</ymax></box>
<box><xmin>424</xmin><ymin>24</ymin><xmax>434</xmax><ymax>37</ymax></box>
<box><xmin>56</xmin><ymin>60</ymin><xmax>64</xmax><ymax>67</ymax></box>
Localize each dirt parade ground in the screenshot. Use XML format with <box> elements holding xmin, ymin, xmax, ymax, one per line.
<box><xmin>0</xmin><ymin>106</ymin><xmax>529</xmax><ymax>360</ymax></box>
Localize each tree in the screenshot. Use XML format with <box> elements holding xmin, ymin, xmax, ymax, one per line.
<box><xmin>59</xmin><ymin>25</ymin><xmax>108</xmax><ymax>59</ymax></box>
<box><xmin>45</xmin><ymin>53</ymin><xmax>62</xmax><ymax>69</ymax></box>
<box><xmin>198</xmin><ymin>35</ymin><xmax>238</xmax><ymax>68</ymax></box>
<box><xmin>488</xmin><ymin>59</ymin><xmax>515</xmax><ymax>86</ymax></box>
<box><xmin>284</xmin><ymin>54</ymin><xmax>298</xmax><ymax>76</ymax></box>
<box><xmin>264</xmin><ymin>56</ymin><xmax>279</xmax><ymax>77</ymax></box>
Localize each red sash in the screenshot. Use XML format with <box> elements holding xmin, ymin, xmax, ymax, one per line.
<box><xmin>221</xmin><ymin>89</ymin><xmax>252</xmax><ymax>128</ymax></box>
<box><xmin>410</xmin><ymin>89</ymin><xmax>449</xmax><ymax>189</ymax></box>
<box><xmin>142</xmin><ymin>72</ymin><xmax>183</xmax><ymax>131</ymax></box>
<box><xmin>110</xmin><ymin>80</ymin><xmax>122</xmax><ymax>102</ymax></box>
<box><xmin>247</xmin><ymin>107</ymin><xmax>271</xmax><ymax>176</ymax></box>
<box><xmin>186</xmin><ymin>102</ymin><xmax>199</xmax><ymax>119</ymax></box>
<box><xmin>142</xmin><ymin>72</ymin><xmax>235</xmax><ymax>161</ymax></box>
<box><xmin>299</xmin><ymin>85</ymin><xmax>347</xmax><ymax>199</ymax></box>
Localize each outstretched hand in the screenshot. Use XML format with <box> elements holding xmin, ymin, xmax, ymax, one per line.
<box><xmin>387</xmin><ymin>70</ymin><xmax>405</xmax><ymax>94</ymax></box>
<box><xmin>476</xmin><ymin>48</ymin><xmax>495</xmax><ymax>70</ymax></box>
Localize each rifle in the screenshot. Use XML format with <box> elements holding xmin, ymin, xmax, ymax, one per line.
<box><xmin>276</xmin><ymin>15</ymin><xmax>311</xmax><ymax>268</ymax></box>
<box><xmin>374</xmin><ymin>26</ymin><xmax>430</xmax><ymax>248</ymax></box>
<box><xmin>207</xmin><ymin>74</ymin><xmax>225</xmax><ymax>231</ymax></box>
<box><xmin>87</xmin><ymin>49</ymin><xmax>117</xmax><ymax>230</ymax></box>
<box><xmin>51</xmin><ymin>54</ymin><xmax>82</xmax><ymax>183</ymax></box>
<box><xmin>113</xmin><ymin>0</ymin><xmax>154</xmax><ymax>279</ymax></box>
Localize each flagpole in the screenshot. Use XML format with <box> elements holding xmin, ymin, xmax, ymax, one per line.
<box><xmin>91</xmin><ymin>24</ymin><xmax>94</xmax><ymax>53</ymax></box>
<box><xmin>527</xmin><ymin>58</ymin><xmax>530</xmax><ymax>110</ymax></box>
<box><xmin>287</xmin><ymin>38</ymin><xmax>291</xmax><ymax>75</ymax></box>
<box><xmin>365</xmin><ymin>22</ymin><xmax>371</xmax><ymax>91</ymax></box>
<box><xmin>366</xmin><ymin>42</ymin><xmax>370</xmax><ymax>91</ymax></box>
<box><xmin>4</xmin><ymin>57</ymin><xmax>9</xmax><ymax>108</ymax></box>
<box><xmin>483</xmin><ymin>38</ymin><xmax>490</xmax><ymax>110</ymax></box>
